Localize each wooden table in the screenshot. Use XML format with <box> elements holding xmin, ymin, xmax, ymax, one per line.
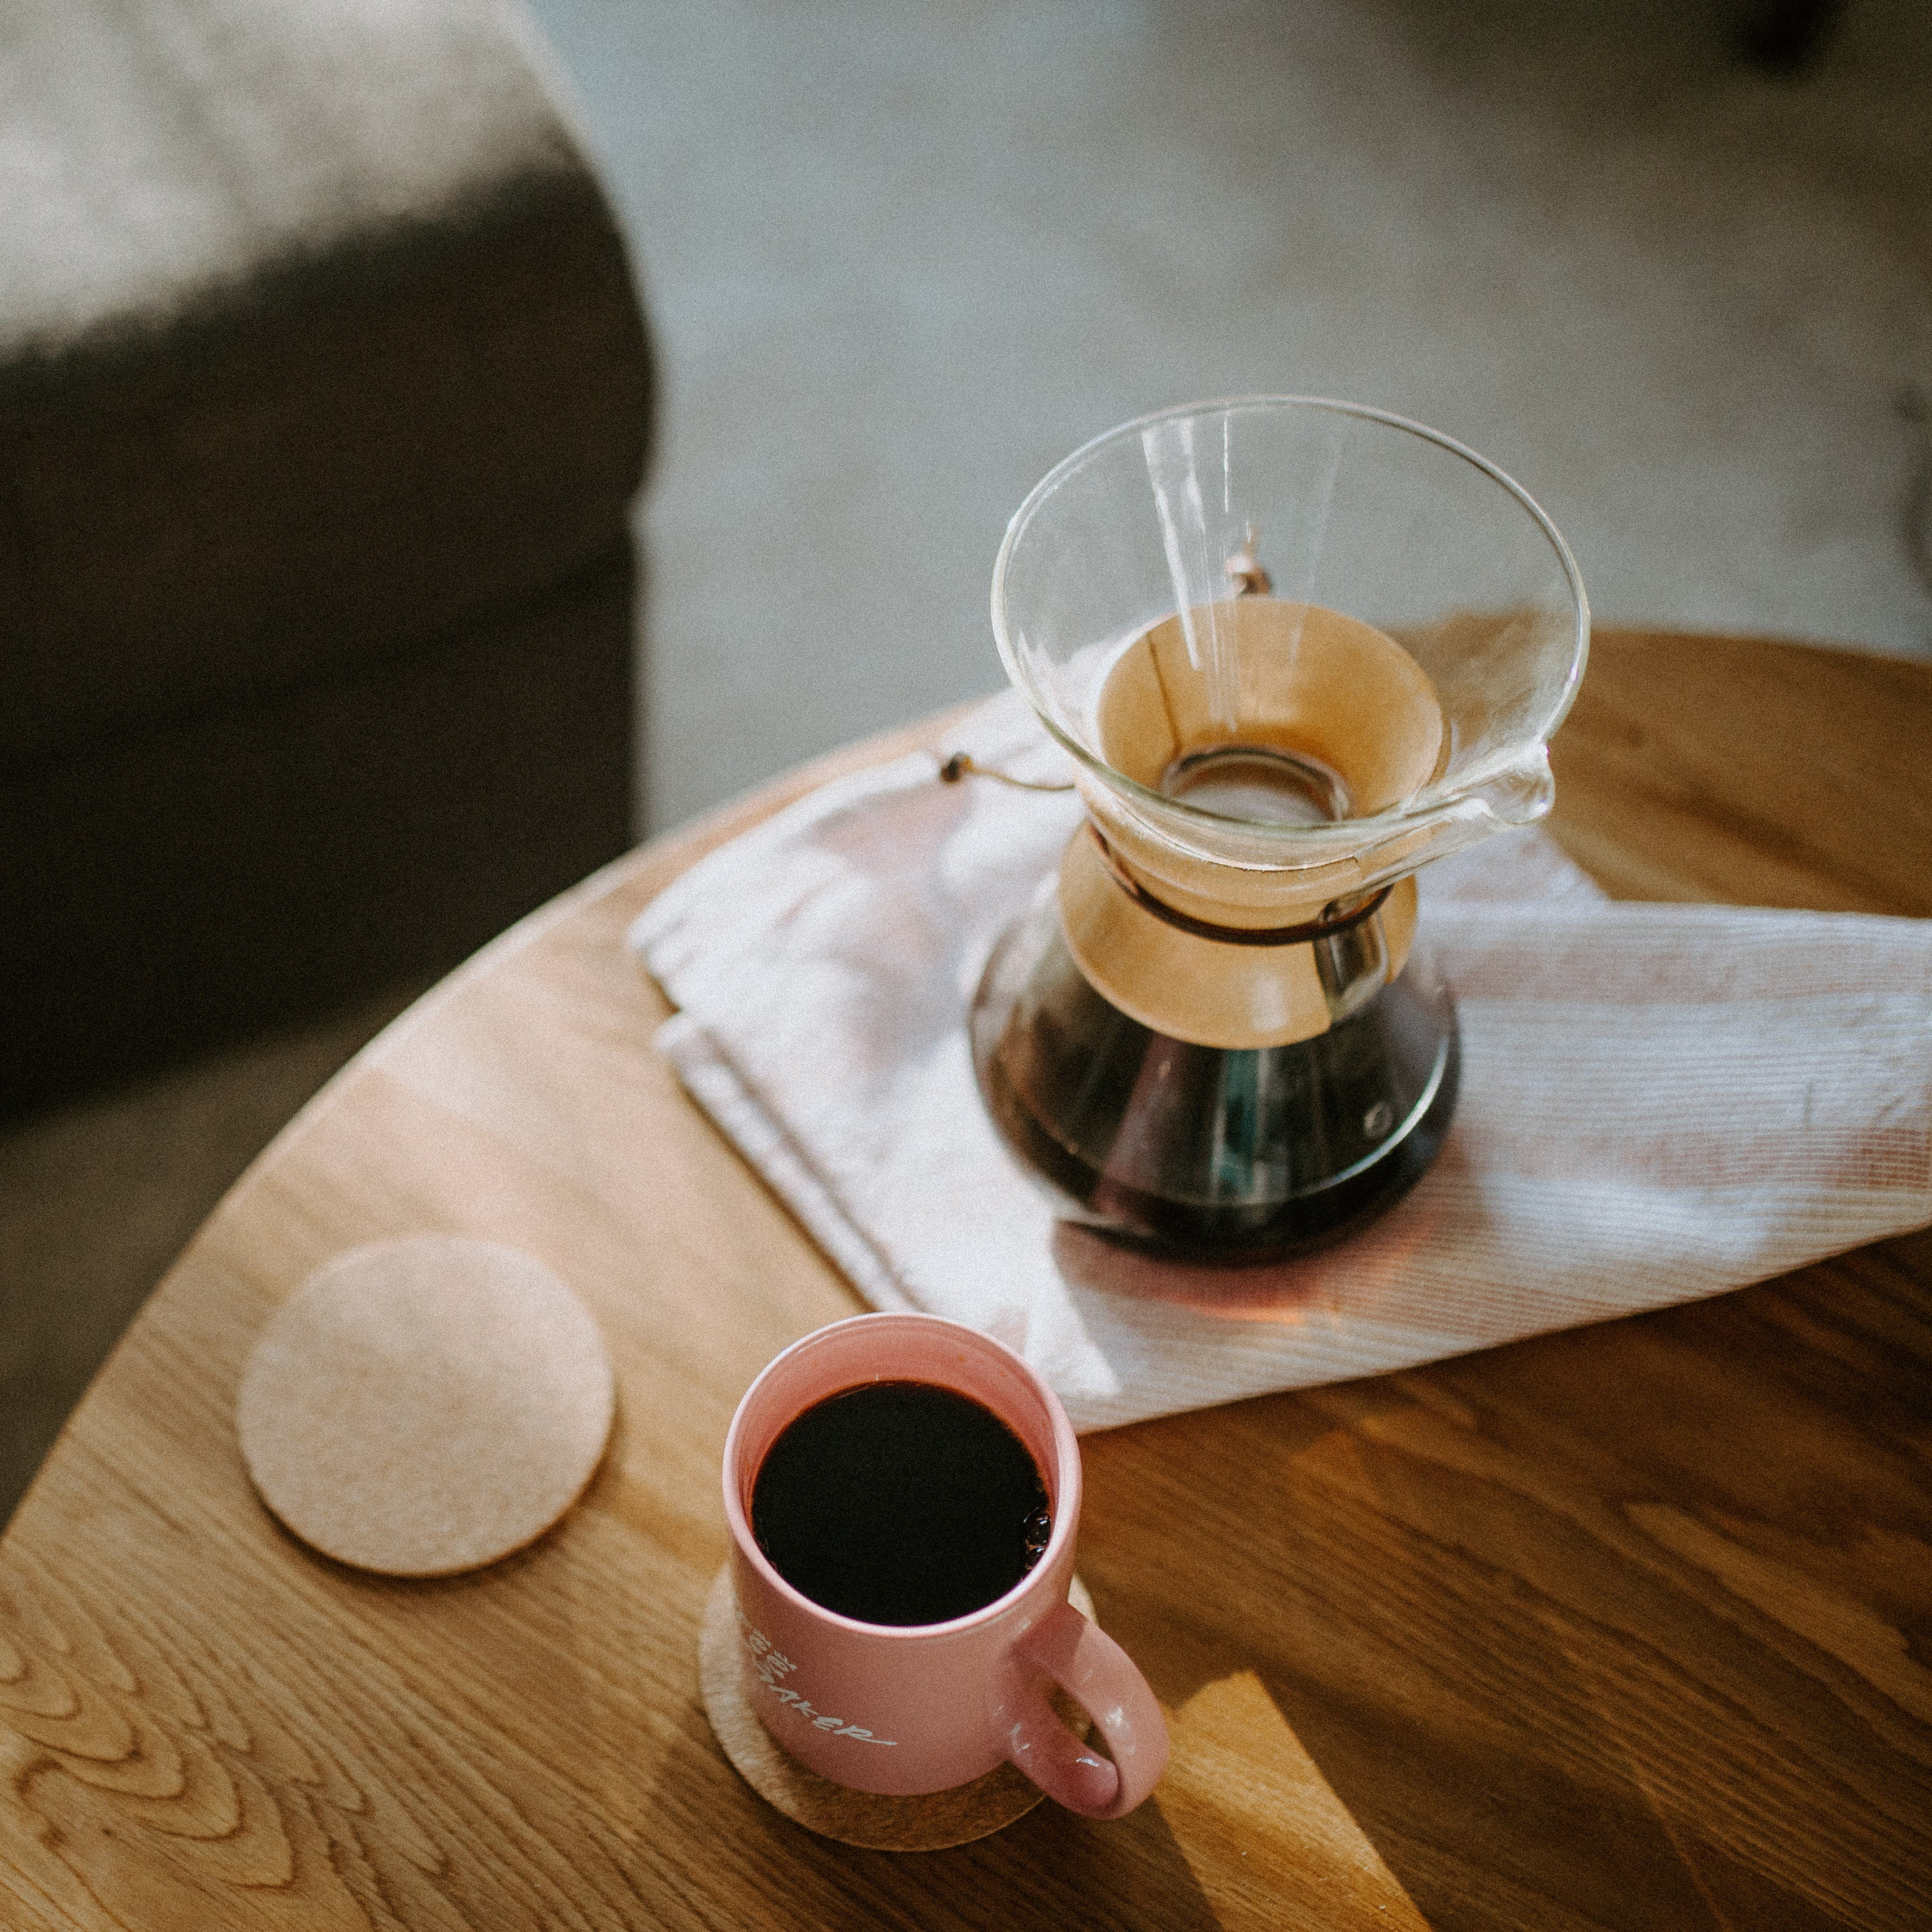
<box><xmin>3</xmin><ymin>630</ymin><xmax>1929</xmax><ymax>1931</ymax></box>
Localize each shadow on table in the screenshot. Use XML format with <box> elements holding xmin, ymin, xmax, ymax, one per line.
<box><xmin>1080</xmin><ymin>1237</ymin><xmax>1932</xmax><ymax>1931</ymax></box>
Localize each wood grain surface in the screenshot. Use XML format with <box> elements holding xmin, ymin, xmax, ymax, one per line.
<box><xmin>2</xmin><ymin>630</ymin><xmax>1928</xmax><ymax>1930</ymax></box>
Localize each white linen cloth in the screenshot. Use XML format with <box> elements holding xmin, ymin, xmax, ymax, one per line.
<box><xmin>630</xmin><ymin>691</ymin><xmax>1932</xmax><ymax>1431</ymax></box>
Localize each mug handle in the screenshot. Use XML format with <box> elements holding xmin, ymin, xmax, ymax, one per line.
<box><xmin>995</xmin><ymin>1600</ymin><xmax>1169</xmax><ymax>1818</ymax></box>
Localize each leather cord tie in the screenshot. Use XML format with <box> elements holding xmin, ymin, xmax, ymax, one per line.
<box><xmin>1084</xmin><ymin>823</ymin><xmax>1391</xmax><ymax>948</ymax></box>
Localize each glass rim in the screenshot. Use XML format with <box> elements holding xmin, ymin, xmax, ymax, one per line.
<box><xmin>989</xmin><ymin>394</ymin><xmax>1592</xmax><ymax>842</ymax></box>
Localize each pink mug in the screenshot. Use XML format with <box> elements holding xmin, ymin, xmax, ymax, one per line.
<box><xmin>722</xmin><ymin>1312</ymin><xmax>1168</xmax><ymax>1816</ymax></box>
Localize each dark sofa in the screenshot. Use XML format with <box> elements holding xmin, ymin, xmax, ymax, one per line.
<box><xmin>1</xmin><ymin>0</ymin><xmax>651</xmax><ymax>1112</ymax></box>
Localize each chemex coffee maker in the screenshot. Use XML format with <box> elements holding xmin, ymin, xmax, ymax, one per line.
<box><xmin>969</xmin><ymin>397</ymin><xmax>1588</xmax><ymax>1260</ymax></box>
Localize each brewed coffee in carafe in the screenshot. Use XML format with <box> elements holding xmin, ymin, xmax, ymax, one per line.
<box><xmin>969</xmin><ymin>399</ymin><xmax>1588</xmax><ymax>1260</ymax></box>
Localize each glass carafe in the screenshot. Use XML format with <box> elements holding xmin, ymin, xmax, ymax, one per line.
<box><xmin>969</xmin><ymin>398</ymin><xmax>1589</xmax><ymax>1259</ymax></box>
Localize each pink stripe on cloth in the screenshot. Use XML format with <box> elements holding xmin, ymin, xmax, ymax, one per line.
<box><xmin>630</xmin><ymin>691</ymin><xmax>1932</xmax><ymax>1430</ymax></box>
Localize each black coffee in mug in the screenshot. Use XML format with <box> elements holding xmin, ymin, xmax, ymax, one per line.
<box><xmin>750</xmin><ymin>1379</ymin><xmax>1052</xmax><ymax>1626</ymax></box>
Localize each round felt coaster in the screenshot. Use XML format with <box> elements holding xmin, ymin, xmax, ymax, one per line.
<box><xmin>237</xmin><ymin>1237</ymin><xmax>615</xmax><ymax>1576</ymax></box>
<box><xmin>699</xmin><ymin>1564</ymin><xmax>1096</xmax><ymax>1851</ymax></box>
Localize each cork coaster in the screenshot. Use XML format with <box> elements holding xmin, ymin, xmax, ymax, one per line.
<box><xmin>237</xmin><ymin>1237</ymin><xmax>615</xmax><ymax>1576</ymax></box>
<box><xmin>699</xmin><ymin>1565</ymin><xmax>1096</xmax><ymax>1851</ymax></box>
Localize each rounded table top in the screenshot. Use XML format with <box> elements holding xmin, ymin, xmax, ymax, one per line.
<box><xmin>2</xmin><ymin>630</ymin><xmax>1929</xmax><ymax>1931</ymax></box>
